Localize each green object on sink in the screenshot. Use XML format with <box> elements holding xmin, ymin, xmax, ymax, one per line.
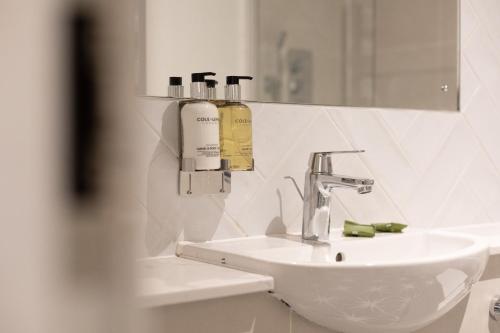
<box><xmin>343</xmin><ymin>220</ymin><xmax>375</xmax><ymax>237</ymax></box>
<box><xmin>372</xmin><ymin>222</ymin><xmax>408</xmax><ymax>233</ymax></box>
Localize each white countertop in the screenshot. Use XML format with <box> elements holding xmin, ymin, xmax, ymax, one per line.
<box><xmin>137</xmin><ymin>256</ymin><xmax>274</xmax><ymax>308</ymax></box>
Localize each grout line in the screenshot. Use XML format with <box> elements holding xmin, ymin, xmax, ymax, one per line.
<box><xmin>460</xmin><ymin>12</ymin><xmax>480</xmax><ymax>48</ymax></box>
<box><xmin>221</xmin><ymin>212</ymin><xmax>248</xmax><ymax>237</ymax></box>
<box><xmin>233</xmin><ymin>107</ymin><xmax>324</xmax><ymax>218</ymax></box>
<box><xmin>209</xmin><ymin>196</ymin><xmax>249</xmax><ymax>237</ymax></box>
<box><xmin>253</xmin><ymin>165</ymin><xmax>267</xmax><ymax>181</ymax></box>
<box><xmin>460</xmin><ymin>30</ymin><xmax>500</xmax><ymax>176</ymax></box>
<box><xmin>409</xmin><ymin>116</ymin><xmax>459</xmax><ymax>192</ymax></box>
<box><xmin>136</xmin><ymin>100</ymin><xmax>180</xmax><ymax>157</ymax></box>
<box><xmin>463</xmin><ymin>30</ymin><xmax>500</xmax><ymax>109</ymax></box>
<box><xmin>137</xmin><ymin>196</ymin><xmax>185</xmax><ymax>255</ymax></box>
<box><xmin>135</xmin><ymin>104</ymin><xmax>162</xmax><ymax>138</ymax></box>
<box><xmin>484</xmin><ymin>200</ymin><xmax>500</xmax><ymax>223</ymax></box>
<box><xmin>462</xmin><ymin>178</ymin><xmax>495</xmax><ymax>224</ymax></box>
<box><xmin>391</xmin><ymin>113</ymin><xmax>421</xmax><ymax>144</ymax></box>
<box><xmin>142</xmin><ymin>146</ymin><xmax>187</xmax><ymax>230</ymax></box>
<box><xmin>213</xmin><ymin>173</ymin><xmax>265</xmax><ymax>228</ymax></box>
<box><xmin>374</xmin><ymin>109</ymin><xmax>422</xmax><ymax>177</ymax></box>
<box><xmin>410</xmin><ymin>118</ymin><xmax>460</xmax><ymax>181</ymax></box>
<box><xmin>460</xmin><ymin>56</ymin><xmax>481</xmax><ymax>111</ymax></box>
<box><xmin>484</xmin><ymin>211</ymin><xmax>497</xmax><ymax>224</ymax></box>
<box><xmin>462</xmin><ymin>113</ymin><xmax>500</xmax><ymax>184</ymax></box>
<box><xmin>466</xmin><ymin>0</ymin><xmax>500</xmax><ymax>64</ymax></box>
<box><xmin>428</xmin><ymin>152</ymin><xmax>478</xmax><ymax>228</ymax></box>
<box><xmin>324</xmin><ymin>108</ymin><xmax>411</xmax><ymax>224</ymax></box>
<box><xmin>323</xmin><ymin>107</ymin><xmax>360</xmax><ymax>152</ymax></box>
<box><xmin>258</xmin><ymin>106</ymin><xmax>323</xmax><ymax>179</ymax></box>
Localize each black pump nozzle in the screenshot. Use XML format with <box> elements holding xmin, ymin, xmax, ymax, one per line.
<box><xmin>169</xmin><ymin>76</ymin><xmax>182</xmax><ymax>86</ymax></box>
<box><xmin>205</xmin><ymin>79</ymin><xmax>218</xmax><ymax>88</ymax></box>
<box><xmin>191</xmin><ymin>72</ymin><xmax>216</xmax><ymax>82</ymax></box>
<box><xmin>226</xmin><ymin>76</ymin><xmax>253</xmax><ymax>85</ymax></box>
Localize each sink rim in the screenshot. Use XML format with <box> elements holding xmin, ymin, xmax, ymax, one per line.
<box><xmin>177</xmin><ymin>229</ymin><xmax>489</xmax><ymax>333</ymax></box>
<box><xmin>439</xmin><ymin>222</ymin><xmax>500</xmax><ymax>255</ymax></box>
<box><xmin>177</xmin><ymin>230</ymin><xmax>489</xmax><ymax>269</ymax></box>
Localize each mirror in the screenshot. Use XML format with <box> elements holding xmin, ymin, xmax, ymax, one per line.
<box><xmin>140</xmin><ymin>0</ymin><xmax>459</xmax><ymax>111</ymax></box>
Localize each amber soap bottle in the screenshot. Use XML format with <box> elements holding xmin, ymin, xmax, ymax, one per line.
<box><xmin>218</xmin><ymin>76</ymin><xmax>254</xmax><ymax>171</ymax></box>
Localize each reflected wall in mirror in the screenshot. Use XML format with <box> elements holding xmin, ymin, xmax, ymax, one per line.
<box><xmin>142</xmin><ymin>0</ymin><xmax>459</xmax><ymax>111</ymax></box>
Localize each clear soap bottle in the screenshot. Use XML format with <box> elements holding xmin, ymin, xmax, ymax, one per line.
<box><xmin>167</xmin><ymin>76</ymin><xmax>184</xmax><ymax>98</ymax></box>
<box><xmin>218</xmin><ymin>76</ymin><xmax>254</xmax><ymax>171</ymax></box>
<box><xmin>206</xmin><ymin>79</ymin><xmax>225</xmax><ymax>107</ymax></box>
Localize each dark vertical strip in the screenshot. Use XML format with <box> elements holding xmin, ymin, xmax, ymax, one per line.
<box><xmin>69</xmin><ymin>8</ymin><xmax>99</xmax><ymax>202</ymax></box>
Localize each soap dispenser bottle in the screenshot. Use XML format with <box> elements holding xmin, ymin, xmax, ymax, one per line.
<box><xmin>180</xmin><ymin>72</ymin><xmax>221</xmax><ymax>171</ymax></box>
<box><xmin>167</xmin><ymin>76</ymin><xmax>184</xmax><ymax>98</ymax></box>
<box><xmin>206</xmin><ymin>79</ymin><xmax>218</xmax><ymax>100</ymax></box>
<box><xmin>218</xmin><ymin>76</ymin><xmax>254</xmax><ymax>171</ymax></box>
<box><xmin>206</xmin><ymin>79</ymin><xmax>225</xmax><ymax>107</ymax></box>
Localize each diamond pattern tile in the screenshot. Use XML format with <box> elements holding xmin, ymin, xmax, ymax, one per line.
<box><xmin>137</xmin><ymin>0</ymin><xmax>500</xmax><ymax>255</ymax></box>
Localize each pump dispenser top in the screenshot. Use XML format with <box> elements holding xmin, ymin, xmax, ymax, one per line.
<box><xmin>225</xmin><ymin>76</ymin><xmax>253</xmax><ymax>102</ymax></box>
<box><xmin>170</xmin><ymin>76</ymin><xmax>182</xmax><ymax>85</ymax></box>
<box><xmin>206</xmin><ymin>79</ymin><xmax>218</xmax><ymax>100</ymax></box>
<box><xmin>190</xmin><ymin>72</ymin><xmax>216</xmax><ymax>99</ymax></box>
<box><xmin>168</xmin><ymin>76</ymin><xmax>184</xmax><ymax>98</ymax></box>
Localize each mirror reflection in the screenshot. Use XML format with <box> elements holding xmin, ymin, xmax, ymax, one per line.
<box><xmin>142</xmin><ymin>0</ymin><xmax>459</xmax><ymax>110</ymax></box>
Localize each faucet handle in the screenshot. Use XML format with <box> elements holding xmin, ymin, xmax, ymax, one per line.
<box><xmin>310</xmin><ymin>150</ymin><xmax>365</xmax><ymax>174</ymax></box>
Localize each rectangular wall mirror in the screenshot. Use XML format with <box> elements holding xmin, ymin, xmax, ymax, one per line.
<box><xmin>140</xmin><ymin>0</ymin><xmax>460</xmax><ymax>111</ymax></box>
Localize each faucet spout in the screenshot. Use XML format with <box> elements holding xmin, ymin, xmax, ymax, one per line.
<box><xmin>298</xmin><ymin>150</ymin><xmax>374</xmax><ymax>241</ymax></box>
<box><xmin>317</xmin><ymin>174</ymin><xmax>374</xmax><ymax>194</ymax></box>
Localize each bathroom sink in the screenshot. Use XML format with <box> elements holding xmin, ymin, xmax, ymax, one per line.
<box><xmin>442</xmin><ymin>223</ymin><xmax>500</xmax><ymax>255</ymax></box>
<box><xmin>177</xmin><ymin>230</ymin><xmax>488</xmax><ymax>333</ymax></box>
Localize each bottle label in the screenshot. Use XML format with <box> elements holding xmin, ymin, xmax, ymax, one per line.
<box><xmin>181</xmin><ymin>102</ymin><xmax>221</xmax><ymax>170</ymax></box>
<box><xmin>196</xmin><ymin>144</ymin><xmax>220</xmax><ymax>158</ymax></box>
<box><xmin>219</xmin><ymin>106</ymin><xmax>253</xmax><ymax>170</ymax></box>
<box><xmin>234</xmin><ymin>118</ymin><xmax>251</xmax><ymax>124</ymax></box>
<box><xmin>196</xmin><ymin>117</ymin><xmax>219</xmax><ymax>122</ymax></box>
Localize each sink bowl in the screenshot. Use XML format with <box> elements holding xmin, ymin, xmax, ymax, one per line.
<box><xmin>177</xmin><ymin>230</ymin><xmax>488</xmax><ymax>333</ymax></box>
<box><xmin>442</xmin><ymin>223</ymin><xmax>500</xmax><ymax>255</ymax></box>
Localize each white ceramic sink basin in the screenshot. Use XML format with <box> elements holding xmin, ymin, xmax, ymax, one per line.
<box><xmin>442</xmin><ymin>223</ymin><xmax>500</xmax><ymax>255</ymax></box>
<box><xmin>177</xmin><ymin>230</ymin><xmax>488</xmax><ymax>333</ymax></box>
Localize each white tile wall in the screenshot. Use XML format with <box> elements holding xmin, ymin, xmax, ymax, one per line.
<box><xmin>136</xmin><ymin>0</ymin><xmax>500</xmax><ymax>257</ymax></box>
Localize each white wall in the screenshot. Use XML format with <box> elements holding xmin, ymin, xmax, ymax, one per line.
<box><xmin>136</xmin><ymin>0</ymin><xmax>500</xmax><ymax>256</ymax></box>
<box><xmin>136</xmin><ymin>0</ymin><xmax>500</xmax><ymax>331</ymax></box>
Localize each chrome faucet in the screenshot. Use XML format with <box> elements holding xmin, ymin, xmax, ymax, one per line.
<box><xmin>285</xmin><ymin>150</ymin><xmax>374</xmax><ymax>241</ymax></box>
